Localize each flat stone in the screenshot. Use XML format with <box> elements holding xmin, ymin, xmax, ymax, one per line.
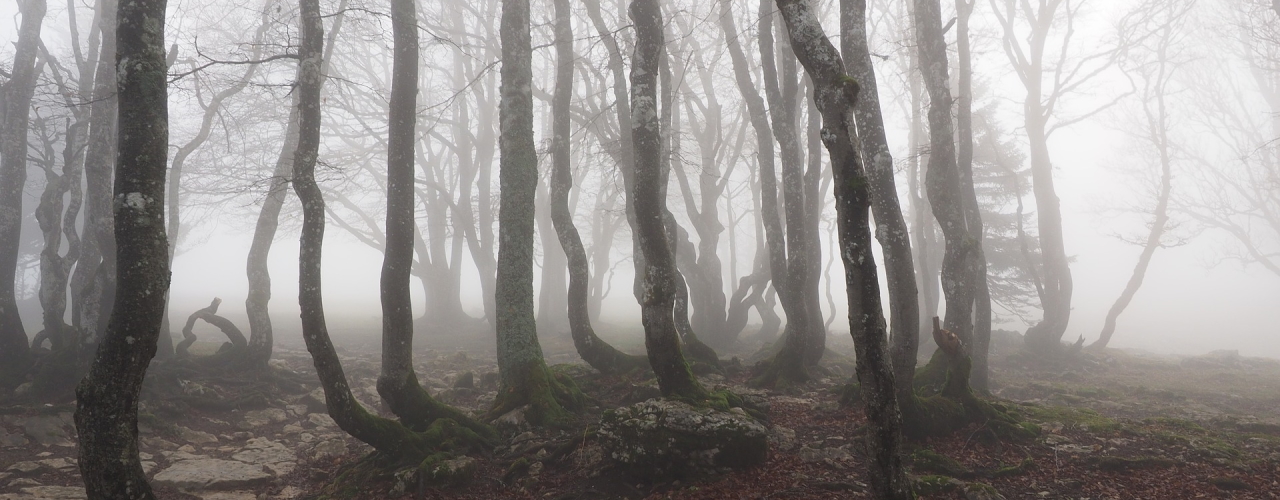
<box><xmin>285</xmin><ymin>405</ymin><xmax>308</xmax><ymax>417</ymax></box>
<box><xmin>310</xmin><ymin>439</ymin><xmax>346</xmax><ymax>459</ymax></box>
<box><xmin>153</xmin><ymin>458</ymin><xmax>273</xmax><ymax>490</ymax></box>
<box><xmin>7</xmin><ymin>479</ymin><xmax>40</xmax><ymax>487</ymax></box>
<box><xmin>0</xmin><ymin>486</ymin><xmax>87</xmax><ymax>500</ymax></box>
<box><xmin>177</xmin><ymin>426</ymin><xmax>219</xmax><ymax>445</ymax></box>
<box><xmin>768</xmin><ymin>426</ymin><xmax>797</xmax><ymax>451</ymax></box>
<box><xmin>307</xmin><ymin>413</ymin><xmax>335</xmax><ymax>428</ymax></box>
<box><xmin>141</xmin><ymin>461</ymin><xmax>158</xmax><ymax>475</ymax></box>
<box><xmin>141</xmin><ymin>437</ymin><xmax>179</xmax><ymax>451</ymax></box>
<box><xmin>35</xmin><ymin>458</ymin><xmax>74</xmax><ymax>471</ymax></box>
<box><xmin>231</xmin><ymin>438</ymin><xmax>296</xmax><ymax>476</ymax></box>
<box><xmin>17</xmin><ymin>414</ymin><xmax>74</xmax><ymax>447</ymax></box>
<box><xmin>243</xmin><ymin>408</ymin><xmax>288</xmax><ymax>428</ymax></box>
<box><xmin>0</xmin><ymin>427</ymin><xmax>29</xmax><ymax>447</ymax></box>
<box><xmin>6</xmin><ymin>462</ymin><xmax>42</xmax><ymax>475</ymax></box>
<box><xmin>197</xmin><ymin>492</ymin><xmax>258</xmax><ymax>500</ymax></box>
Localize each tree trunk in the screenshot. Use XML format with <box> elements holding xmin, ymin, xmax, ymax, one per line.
<box><xmin>1</xmin><ymin>0</ymin><xmax>48</xmax><ymax>387</ymax></box>
<box><xmin>841</xmin><ymin>0</ymin><xmax>921</xmax><ymax>399</ymax></box>
<box><xmin>549</xmin><ymin>0</ymin><xmax>647</xmax><ymax>375</ymax></box>
<box><xmin>954</xmin><ymin>0</ymin><xmax>992</xmax><ymax>392</ymax></box>
<box><xmin>74</xmin><ymin>0</ymin><xmax>169</xmax><ymax>495</ymax></box>
<box><xmin>629</xmin><ymin>0</ymin><xmax>708</xmax><ymax>401</ymax></box>
<box><xmin>774</xmin><ymin>0</ymin><xmax>911</xmax><ymax>497</ymax></box>
<box><xmin>71</xmin><ymin>0</ymin><xmax>118</xmax><ymax>350</ymax></box>
<box><xmin>490</xmin><ymin>0</ymin><xmax>582</xmax><ymax>426</ymax></box>
<box><xmin>914</xmin><ymin>0</ymin><xmax>978</xmax><ymax>355</ymax></box>
<box><xmin>244</xmin><ymin>0</ymin><xmax>348</xmax><ymax>369</ymax></box>
<box><xmin>535</xmin><ymin>181</ymin><xmax>569</xmax><ymax>336</ymax></box>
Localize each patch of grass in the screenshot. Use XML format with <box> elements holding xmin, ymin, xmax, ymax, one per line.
<box><xmin>1017</xmin><ymin>404</ymin><xmax>1124</xmax><ymax>433</ymax></box>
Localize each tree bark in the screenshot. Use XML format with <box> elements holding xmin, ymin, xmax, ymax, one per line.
<box><xmin>1</xmin><ymin>0</ymin><xmax>48</xmax><ymax>387</ymax></box>
<box><xmin>773</xmin><ymin>0</ymin><xmax>911</xmax><ymax>497</ymax></box>
<box><xmin>550</xmin><ymin>0</ymin><xmax>647</xmax><ymax>375</ymax></box>
<box><xmin>74</xmin><ymin>0</ymin><xmax>169</xmax><ymax>495</ymax></box>
<box><xmin>914</xmin><ymin>0</ymin><xmax>978</xmax><ymax>356</ymax></box>
<box><xmin>489</xmin><ymin>0</ymin><xmax>582</xmax><ymax>426</ymax></box>
<box><xmin>841</xmin><ymin>0</ymin><xmax>921</xmax><ymax>400</ymax></box>
<box><xmin>629</xmin><ymin>0</ymin><xmax>708</xmax><ymax>401</ymax></box>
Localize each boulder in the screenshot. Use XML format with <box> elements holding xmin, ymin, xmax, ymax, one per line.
<box><xmin>152</xmin><ymin>458</ymin><xmax>273</xmax><ymax>490</ymax></box>
<box><xmin>17</xmin><ymin>414</ymin><xmax>74</xmax><ymax>447</ymax></box>
<box><xmin>598</xmin><ymin>399</ymin><xmax>768</xmax><ymax>479</ymax></box>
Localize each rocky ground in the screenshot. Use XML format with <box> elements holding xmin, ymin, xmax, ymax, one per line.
<box><xmin>2</xmin><ymin>326</ymin><xmax>1279</xmax><ymax>499</ymax></box>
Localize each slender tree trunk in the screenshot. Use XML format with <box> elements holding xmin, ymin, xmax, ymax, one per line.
<box><xmin>244</xmin><ymin>0</ymin><xmax>347</xmax><ymax>368</ymax></box>
<box><xmin>0</xmin><ymin>0</ymin><xmax>48</xmax><ymax>386</ymax></box>
<box><xmin>72</xmin><ymin>0</ymin><xmax>118</xmax><ymax>350</ymax></box>
<box><xmin>490</xmin><ymin>0</ymin><xmax>582</xmax><ymax>426</ymax></box>
<box><xmin>74</xmin><ymin>0</ymin><xmax>169</xmax><ymax>495</ymax></box>
<box><xmin>774</xmin><ymin>1</ymin><xmax>911</xmax><ymax>497</ymax></box>
<box><xmin>629</xmin><ymin>0</ymin><xmax>708</xmax><ymax>401</ymax></box>
<box><xmin>535</xmin><ymin>182</ymin><xmax>569</xmax><ymax>336</ymax></box>
<box><xmin>914</xmin><ymin>0</ymin><xmax>977</xmax><ymax>353</ymax></box>
<box><xmin>954</xmin><ymin>0</ymin><xmax>992</xmax><ymax>392</ymax></box>
<box><xmin>841</xmin><ymin>0</ymin><xmax>921</xmax><ymax>399</ymax></box>
<box><xmin>549</xmin><ymin>0</ymin><xmax>647</xmax><ymax>374</ymax></box>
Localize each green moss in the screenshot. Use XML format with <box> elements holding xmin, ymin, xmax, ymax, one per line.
<box><xmin>488</xmin><ymin>360</ymin><xmax>585</xmax><ymax>428</ymax></box>
<box><xmin>991</xmin><ymin>457</ymin><xmax>1035</xmax><ymax>477</ymax></box>
<box><xmin>911</xmin><ymin>449</ymin><xmax>968</xmax><ymax>477</ymax></box>
<box><xmin>1018</xmin><ymin>405</ymin><xmax>1123</xmax><ymax>433</ymax></box>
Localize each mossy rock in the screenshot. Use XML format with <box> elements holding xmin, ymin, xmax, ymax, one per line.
<box><xmin>598</xmin><ymin>398</ymin><xmax>768</xmax><ymax>479</ymax></box>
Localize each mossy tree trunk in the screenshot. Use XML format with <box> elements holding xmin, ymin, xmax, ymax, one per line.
<box><xmin>549</xmin><ymin>0</ymin><xmax>647</xmax><ymax>375</ymax></box>
<box><xmin>289</xmin><ymin>0</ymin><xmax>482</xmax><ymax>458</ymax></box>
<box><xmin>841</xmin><ymin>0</ymin><xmax>921</xmax><ymax>403</ymax></box>
<box><xmin>629</xmin><ymin>0</ymin><xmax>709</xmax><ymax>402</ymax></box>
<box><xmin>774</xmin><ymin>0</ymin><xmax>912</xmax><ymax>497</ymax></box>
<box><xmin>1</xmin><ymin>0</ymin><xmax>47</xmax><ymax>387</ymax></box>
<box><xmin>74</xmin><ymin>0</ymin><xmax>168</xmax><ymax>495</ymax></box>
<box><xmin>490</xmin><ymin>0</ymin><xmax>582</xmax><ymax>426</ymax></box>
<box><xmin>375</xmin><ymin>0</ymin><xmax>496</xmax><ymax>439</ymax></box>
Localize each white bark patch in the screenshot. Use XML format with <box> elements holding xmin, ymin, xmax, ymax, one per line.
<box><xmin>124</xmin><ymin>192</ymin><xmax>147</xmax><ymax>211</ymax></box>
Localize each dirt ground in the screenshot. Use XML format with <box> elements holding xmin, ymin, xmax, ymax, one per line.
<box><xmin>2</xmin><ymin>323</ymin><xmax>1279</xmax><ymax>499</ymax></box>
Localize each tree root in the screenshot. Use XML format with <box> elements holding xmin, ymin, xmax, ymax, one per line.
<box><xmin>487</xmin><ymin>362</ymin><xmax>586</xmax><ymax>428</ymax></box>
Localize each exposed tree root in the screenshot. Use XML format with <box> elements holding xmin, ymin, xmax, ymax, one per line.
<box><xmin>376</xmin><ymin>374</ymin><xmax>496</xmax><ymax>442</ymax></box>
<box><xmin>486</xmin><ymin>361</ymin><xmax>586</xmax><ymax>428</ymax></box>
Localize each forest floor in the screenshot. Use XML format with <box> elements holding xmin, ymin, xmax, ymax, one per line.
<box><xmin>2</xmin><ymin>324</ymin><xmax>1279</xmax><ymax>500</ymax></box>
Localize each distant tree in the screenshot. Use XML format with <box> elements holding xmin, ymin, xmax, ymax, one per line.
<box><xmin>1093</xmin><ymin>0</ymin><xmax>1194</xmax><ymax>350</ymax></box>
<box><xmin>0</xmin><ymin>0</ymin><xmax>48</xmax><ymax>388</ymax></box>
<box><xmin>74</xmin><ymin>0</ymin><xmax>170</xmax><ymax>495</ymax></box>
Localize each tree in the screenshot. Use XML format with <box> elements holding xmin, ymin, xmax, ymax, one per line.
<box><xmin>74</xmin><ymin>0</ymin><xmax>170</xmax><ymax>495</ymax></box>
<box><xmin>629</xmin><ymin>0</ymin><xmax>711</xmax><ymax>401</ymax></box>
<box><xmin>1093</xmin><ymin>0</ymin><xmax>1193</xmax><ymax>350</ymax></box>
<box><xmin>772</xmin><ymin>0</ymin><xmax>911</xmax><ymax>496</ymax></box>
<box><xmin>841</xmin><ymin>0</ymin><xmax>921</xmax><ymax>401</ymax></box>
<box><xmin>490</xmin><ymin>0</ymin><xmax>584</xmax><ymax>426</ymax></box>
<box><xmin>0</xmin><ymin>0</ymin><xmax>48</xmax><ymax>388</ymax></box>
<box><xmin>549</xmin><ymin>0</ymin><xmax>648</xmax><ymax>374</ymax></box>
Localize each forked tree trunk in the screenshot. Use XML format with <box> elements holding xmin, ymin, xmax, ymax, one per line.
<box><xmin>630</xmin><ymin>0</ymin><xmax>708</xmax><ymax>401</ymax></box>
<box><xmin>773</xmin><ymin>0</ymin><xmax>910</xmax><ymax>497</ymax></box>
<box><xmin>550</xmin><ymin>0</ymin><xmax>647</xmax><ymax>374</ymax></box>
<box><xmin>0</xmin><ymin>0</ymin><xmax>48</xmax><ymax>386</ymax></box>
<box><xmin>74</xmin><ymin>0</ymin><xmax>169</xmax><ymax>496</ymax></box>
<box><xmin>489</xmin><ymin>0</ymin><xmax>582</xmax><ymax>426</ymax></box>
<box><xmin>841</xmin><ymin>0</ymin><xmax>921</xmax><ymax>400</ymax></box>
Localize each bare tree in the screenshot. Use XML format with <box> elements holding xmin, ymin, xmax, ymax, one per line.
<box><xmin>0</xmin><ymin>0</ymin><xmax>48</xmax><ymax>388</ymax></box>
<box><xmin>773</xmin><ymin>0</ymin><xmax>911</xmax><ymax>496</ymax></box>
<box><xmin>74</xmin><ymin>0</ymin><xmax>169</xmax><ymax>495</ymax></box>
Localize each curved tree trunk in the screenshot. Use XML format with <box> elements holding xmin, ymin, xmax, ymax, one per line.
<box><xmin>842</xmin><ymin>0</ymin><xmax>921</xmax><ymax>402</ymax></box>
<box><xmin>549</xmin><ymin>0</ymin><xmax>647</xmax><ymax>375</ymax></box>
<box><xmin>954</xmin><ymin>0</ymin><xmax>992</xmax><ymax>392</ymax></box>
<box><xmin>629</xmin><ymin>0</ymin><xmax>708</xmax><ymax>401</ymax></box>
<box><xmin>74</xmin><ymin>0</ymin><xmax>169</xmax><ymax>495</ymax></box>
<box><xmin>773</xmin><ymin>0</ymin><xmax>911</xmax><ymax>496</ymax></box>
<box><xmin>0</xmin><ymin>0</ymin><xmax>48</xmax><ymax>387</ymax></box>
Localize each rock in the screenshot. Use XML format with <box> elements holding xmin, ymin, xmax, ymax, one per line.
<box><xmin>0</xmin><ymin>427</ymin><xmax>29</xmax><ymax>447</ymax></box>
<box><xmin>196</xmin><ymin>492</ymin><xmax>258</xmax><ymax>500</ymax></box>
<box><xmin>178</xmin><ymin>444</ymin><xmax>197</xmax><ymax>453</ymax></box>
<box><xmin>964</xmin><ymin>482</ymin><xmax>1007</xmax><ymax>500</ymax></box>
<box><xmin>243</xmin><ymin>408</ymin><xmax>288</xmax><ymax>428</ymax></box>
<box><xmin>798</xmin><ymin>445</ymin><xmax>853</xmax><ymax>467</ymax></box>
<box><xmin>231</xmin><ymin>438</ymin><xmax>296</xmax><ymax>476</ymax></box>
<box><xmin>35</xmin><ymin>458</ymin><xmax>74</xmax><ymax>471</ymax></box>
<box><xmin>453</xmin><ymin>371</ymin><xmax>475</xmax><ymax>389</ymax></box>
<box><xmin>17</xmin><ymin>414</ymin><xmax>74</xmax><ymax>447</ymax></box>
<box><xmin>311</xmin><ymin>439</ymin><xmax>346</xmax><ymax>459</ymax></box>
<box><xmin>527</xmin><ymin>461</ymin><xmax>543</xmax><ymax>477</ymax></box>
<box><xmin>307</xmin><ymin>413</ymin><xmax>336</xmax><ymax>428</ymax></box>
<box><xmin>598</xmin><ymin>399</ymin><xmax>768</xmax><ymax>479</ymax></box>
<box><xmin>285</xmin><ymin>404</ymin><xmax>308</xmax><ymax>417</ymax></box>
<box><xmin>421</xmin><ymin>456</ymin><xmax>476</xmax><ymax>487</ymax></box>
<box><xmin>153</xmin><ymin>458</ymin><xmax>274</xmax><ymax>490</ymax></box>
<box><xmin>573</xmin><ymin>444</ymin><xmax>604</xmax><ymax>470</ymax></box>
<box><xmin>141</xmin><ymin>437</ymin><xmax>179</xmax><ymax>451</ymax></box>
<box><xmin>0</xmin><ymin>486</ymin><xmax>87</xmax><ymax>500</ymax></box>
<box><xmin>282</xmin><ymin>424</ymin><xmax>304</xmax><ymax>435</ymax></box>
<box><xmin>177</xmin><ymin>426</ymin><xmax>219</xmax><ymax>445</ymax></box>
<box><xmin>7</xmin><ymin>479</ymin><xmax>40</xmax><ymax>487</ymax></box>
<box><xmin>494</xmin><ymin>406</ymin><xmax>528</xmax><ymax>429</ymax></box>
<box><xmin>141</xmin><ymin>461</ymin><xmax>158</xmax><ymax>475</ymax></box>
<box><xmin>6</xmin><ymin>461</ymin><xmax>43</xmax><ymax>475</ymax></box>
<box><xmin>768</xmin><ymin>426</ymin><xmax>797</xmax><ymax>451</ymax></box>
